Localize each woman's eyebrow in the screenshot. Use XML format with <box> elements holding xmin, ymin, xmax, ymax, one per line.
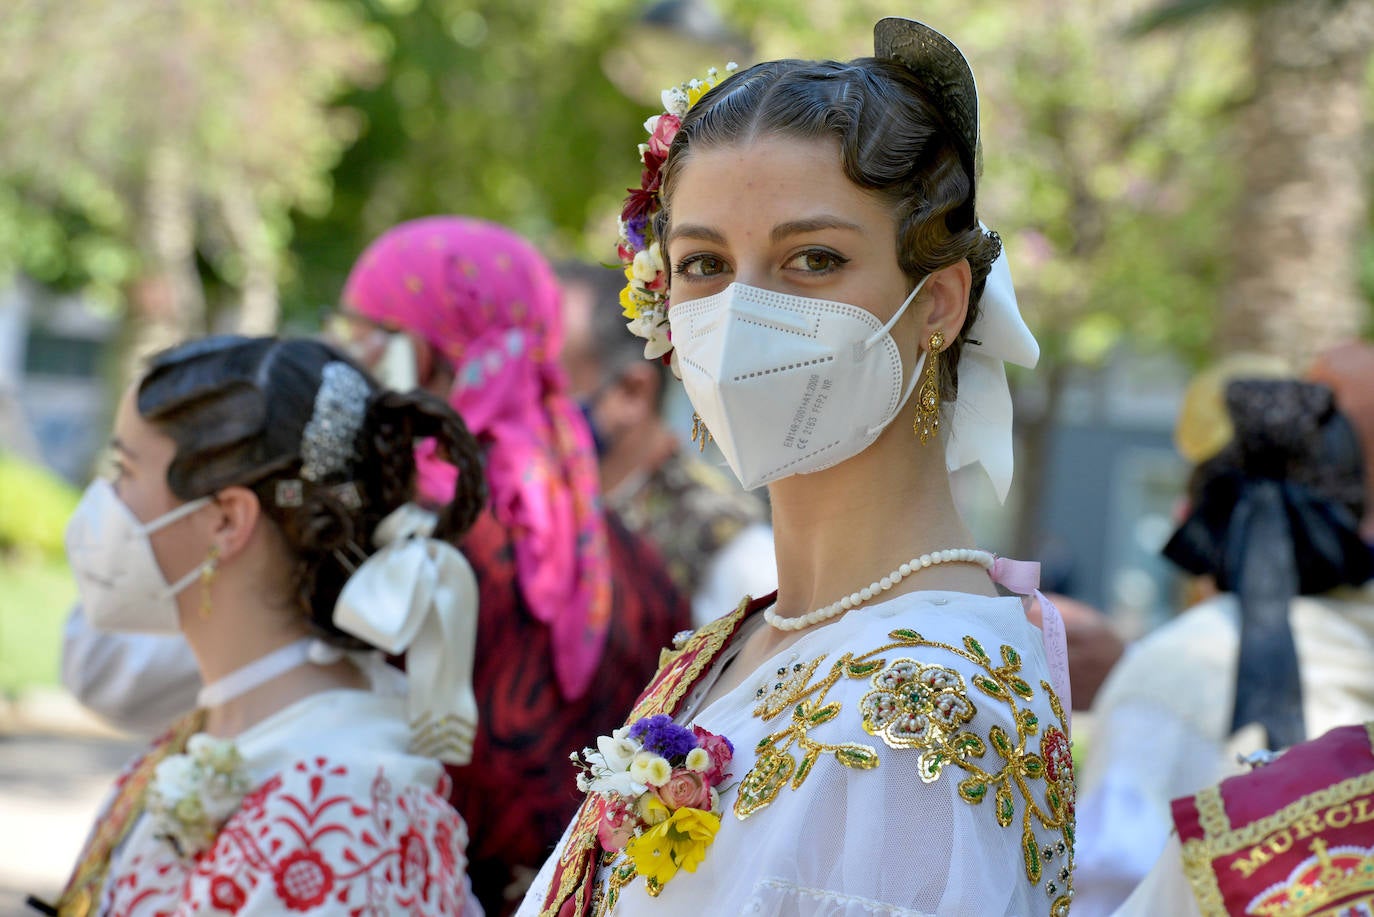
<box><xmin>666</xmin><ymin>223</ymin><xmax>728</xmax><ymax>246</ymax></box>
<box><xmin>770</xmin><ymin>216</ymin><xmax>864</xmax><ymax>243</ymax></box>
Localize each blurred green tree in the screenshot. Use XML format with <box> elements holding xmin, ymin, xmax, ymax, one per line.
<box><xmin>282</xmin><ymin>0</ymin><xmax>653</xmax><ymax>319</ymax></box>
<box><xmin>0</xmin><ymin>0</ymin><xmax>381</xmax><ymax>370</ymax></box>
<box><xmin>1135</xmin><ymin>0</ymin><xmax>1374</xmax><ymax>366</ymax></box>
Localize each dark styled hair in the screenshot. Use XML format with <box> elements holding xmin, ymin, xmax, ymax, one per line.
<box><xmin>136</xmin><ymin>335</ymin><xmax>487</xmax><ymax>647</ymax></box>
<box><xmin>657</xmin><ymin>58</ymin><xmax>1001</xmax><ymax>399</ymax></box>
<box><xmin>1188</xmin><ymin>379</ymin><xmax>1366</xmax><ymax>522</ymax></box>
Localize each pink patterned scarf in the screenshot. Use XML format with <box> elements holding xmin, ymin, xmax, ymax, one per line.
<box><xmin>343</xmin><ymin>216</ymin><xmax>612</xmax><ymax>700</ymax></box>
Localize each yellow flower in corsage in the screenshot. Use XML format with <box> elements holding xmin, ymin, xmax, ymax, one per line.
<box><xmin>147</xmin><ymin>734</ymin><xmax>251</xmax><ymax>859</ymax></box>
<box><xmin>572</xmin><ymin>714</ymin><xmax>734</xmax><ymax>897</ymax></box>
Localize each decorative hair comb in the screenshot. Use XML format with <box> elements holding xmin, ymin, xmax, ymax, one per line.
<box><xmin>616</xmin><ymin>62</ymin><xmax>737</xmax><ymax>367</ymax></box>
<box><xmin>300</xmin><ymin>362</ymin><xmax>369</xmax><ymax>482</ymax></box>
<box><xmin>873</xmin><ymin>18</ymin><xmax>981</xmax><ymax>211</ymax></box>
<box><xmin>273</xmin><ymin>361</ymin><xmax>369</xmax><ymax>510</ymax></box>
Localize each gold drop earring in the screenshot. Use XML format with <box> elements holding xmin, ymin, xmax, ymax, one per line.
<box><xmin>914</xmin><ymin>330</ymin><xmax>944</xmax><ymax>445</ymax></box>
<box><xmin>199</xmin><ymin>545</ymin><xmax>220</xmax><ymax>619</ymax></box>
<box><xmin>690</xmin><ymin>412</ymin><xmax>713</xmax><ymax>452</ymax></box>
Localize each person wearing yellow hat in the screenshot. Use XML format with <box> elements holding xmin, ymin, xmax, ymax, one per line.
<box><xmin>1072</xmin><ymin>364</ymin><xmax>1374</xmax><ymax>917</ymax></box>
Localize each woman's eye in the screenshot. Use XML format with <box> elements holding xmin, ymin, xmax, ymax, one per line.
<box><xmin>674</xmin><ymin>254</ymin><xmax>728</xmax><ymax>278</ymax></box>
<box><xmin>787</xmin><ymin>249</ymin><xmax>848</xmax><ymax>274</ymax></box>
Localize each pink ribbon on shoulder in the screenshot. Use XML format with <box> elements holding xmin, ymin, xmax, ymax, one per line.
<box><xmin>989</xmin><ymin>556</ymin><xmax>1072</xmax><ymax>729</ymax></box>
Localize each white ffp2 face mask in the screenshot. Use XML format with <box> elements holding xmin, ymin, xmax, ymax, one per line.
<box><xmin>669</xmin><ymin>278</ymin><xmax>929</xmax><ymax>490</ymax></box>
<box><xmin>65</xmin><ymin>479</ymin><xmax>213</xmax><ymax>634</ymax></box>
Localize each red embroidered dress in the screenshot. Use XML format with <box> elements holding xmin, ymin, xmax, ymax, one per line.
<box><xmin>56</xmin><ymin>689</ymin><xmax>479</xmax><ymax>916</ymax></box>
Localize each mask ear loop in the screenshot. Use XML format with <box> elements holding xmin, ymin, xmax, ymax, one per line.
<box><xmin>137</xmin><ymin>494</ymin><xmax>213</xmax><ymax>536</ymax></box>
<box><xmin>862</xmin><ymin>274</ymin><xmax>932</xmax><ymax>437</ymax></box>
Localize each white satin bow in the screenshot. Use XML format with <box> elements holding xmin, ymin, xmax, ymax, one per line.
<box><xmin>946</xmin><ymin>234</ymin><xmax>1040</xmax><ymax>503</ymax></box>
<box><xmin>333</xmin><ymin>503</ymin><xmax>480</xmax><ymax>765</ymax></box>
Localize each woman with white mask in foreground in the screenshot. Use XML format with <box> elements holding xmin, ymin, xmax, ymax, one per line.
<box><xmin>518</xmin><ymin>17</ymin><xmax>1072</xmax><ymax>917</ymax></box>
<box><xmin>39</xmin><ymin>336</ymin><xmax>485</xmax><ymax>916</ymax></box>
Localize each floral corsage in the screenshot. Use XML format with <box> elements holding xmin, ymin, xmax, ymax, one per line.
<box><xmin>617</xmin><ymin>63</ymin><xmax>737</xmax><ymax>367</ymax></box>
<box><xmin>147</xmin><ymin>734</ymin><xmax>251</xmax><ymax>859</ymax></box>
<box><xmin>573</xmin><ymin>715</ymin><xmax>734</xmax><ymax>897</ymax></box>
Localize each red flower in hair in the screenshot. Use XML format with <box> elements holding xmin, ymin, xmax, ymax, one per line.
<box><xmin>622</xmin><ymin>187</ymin><xmax>660</xmax><ymax>222</ymax></box>
<box><xmin>647</xmin><ymin>113</ymin><xmax>681</xmax><ymax>159</ymax></box>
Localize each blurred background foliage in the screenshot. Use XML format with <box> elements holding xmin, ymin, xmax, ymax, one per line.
<box><xmin>2</xmin><ymin>0</ymin><xmax>1367</xmax><ymax>372</ymax></box>
<box><xmin>2</xmin><ymin>0</ymin><xmax>1374</xmax><ymax>685</ymax></box>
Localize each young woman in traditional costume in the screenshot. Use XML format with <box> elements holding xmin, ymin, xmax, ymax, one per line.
<box><xmin>518</xmin><ymin>18</ymin><xmax>1074</xmax><ymax>917</ymax></box>
<box><xmin>44</xmin><ymin>336</ymin><xmax>485</xmax><ymax>915</ymax></box>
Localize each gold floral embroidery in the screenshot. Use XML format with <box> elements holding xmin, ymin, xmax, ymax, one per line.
<box><xmin>859</xmin><ymin>659</ymin><xmax>975</xmax><ymax>761</ymax></box>
<box><xmin>734</xmin><ymin>628</ymin><xmax>1075</xmax><ymax>906</ymax></box>
<box><xmin>590</xmin><ymin>853</ymin><xmax>639</xmax><ymax>917</ymax></box>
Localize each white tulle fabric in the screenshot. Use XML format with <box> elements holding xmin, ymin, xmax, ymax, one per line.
<box><xmin>1073</xmin><ymin>590</ymin><xmax>1374</xmax><ymax>917</ymax></box>
<box><xmin>333</xmin><ymin>502</ymin><xmax>480</xmax><ymax>765</ymax></box>
<box><xmin>517</xmin><ymin>590</ymin><xmax>1065</xmax><ymax>916</ymax></box>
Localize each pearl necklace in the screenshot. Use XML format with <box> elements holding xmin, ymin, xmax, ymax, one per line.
<box><xmin>764</xmin><ymin>548</ymin><xmax>996</xmax><ymax>632</ymax></box>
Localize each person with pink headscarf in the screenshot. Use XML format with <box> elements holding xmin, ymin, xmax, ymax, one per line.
<box><xmin>336</xmin><ymin>216</ymin><xmax>691</xmax><ymax>915</ymax></box>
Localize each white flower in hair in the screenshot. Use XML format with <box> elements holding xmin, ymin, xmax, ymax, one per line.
<box><xmin>631</xmin><ymin>244</ymin><xmax>663</xmax><ymax>284</ymax></box>
<box><xmin>662</xmin><ymin>85</ymin><xmax>690</xmax><ymax>118</ymax></box>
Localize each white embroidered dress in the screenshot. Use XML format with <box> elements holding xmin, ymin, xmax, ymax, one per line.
<box><xmin>94</xmin><ymin>688</ymin><xmax>480</xmax><ymax>916</ymax></box>
<box><xmin>518</xmin><ymin>590</ymin><xmax>1074</xmax><ymax>916</ymax></box>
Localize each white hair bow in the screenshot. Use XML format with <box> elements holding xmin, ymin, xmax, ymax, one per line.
<box><xmin>332</xmin><ymin>503</ymin><xmax>480</xmax><ymax>765</ymax></box>
<box><xmin>945</xmin><ymin>236</ymin><xmax>1040</xmax><ymax>503</ymax></box>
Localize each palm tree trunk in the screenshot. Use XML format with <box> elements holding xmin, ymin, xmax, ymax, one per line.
<box><xmin>1218</xmin><ymin>1</ymin><xmax>1374</xmax><ymax>367</ymax></box>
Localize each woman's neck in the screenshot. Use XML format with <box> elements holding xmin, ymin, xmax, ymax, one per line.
<box><xmin>766</xmin><ymin>422</ymin><xmax>995</xmax><ymax>621</ymax></box>
<box><xmin>181</xmin><ymin>585</ymin><xmax>369</xmax><ymax>738</ymax></box>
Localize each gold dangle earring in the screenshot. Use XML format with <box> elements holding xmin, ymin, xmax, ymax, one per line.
<box><xmin>914</xmin><ymin>331</ymin><xmax>944</xmax><ymax>445</ymax></box>
<box><xmin>199</xmin><ymin>545</ymin><xmax>220</xmax><ymax>619</ymax></box>
<box><xmin>690</xmin><ymin>412</ymin><xmax>713</xmax><ymax>452</ymax></box>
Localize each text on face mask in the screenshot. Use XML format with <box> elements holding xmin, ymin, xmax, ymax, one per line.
<box><xmin>784</xmin><ymin>375</ymin><xmax>833</xmax><ymax>450</ymax></box>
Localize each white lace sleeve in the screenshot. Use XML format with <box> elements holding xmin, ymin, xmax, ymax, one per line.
<box><xmin>728</xmin><ymin>641</ymin><xmax>1073</xmax><ymax>916</ymax></box>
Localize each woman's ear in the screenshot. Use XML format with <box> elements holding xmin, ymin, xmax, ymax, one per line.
<box><xmin>921</xmin><ymin>259</ymin><xmax>973</xmax><ymax>347</ymax></box>
<box><xmin>207</xmin><ymin>485</ymin><xmax>263</xmax><ymax>562</ymax></box>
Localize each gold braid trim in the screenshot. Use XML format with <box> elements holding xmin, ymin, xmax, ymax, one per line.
<box><xmin>626</xmin><ymin>595</ymin><xmax>753</xmax><ymax>724</ymax></box>
<box><xmin>1196</xmin><ymin>785</ymin><xmax>1233</xmax><ymax>836</ymax></box>
<box><xmin>538</xmin><ymin>799</ymin><xmax>602</xmax><ymax>917</ymax></box>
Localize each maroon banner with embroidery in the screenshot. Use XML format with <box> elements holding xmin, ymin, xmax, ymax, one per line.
<box><xmin>1171</xmin><ymin>722</ymin><xmax>1374</xmax><ymax>916</ymax></box>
